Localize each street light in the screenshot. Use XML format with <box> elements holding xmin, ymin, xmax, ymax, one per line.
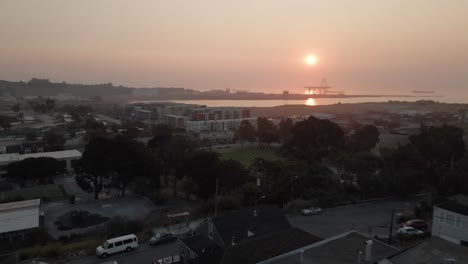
<box><xmin>289</xmin><ymin>172</ymin><xmax>298</xmax><ymax>203</ymax></box>
<box><xmin>254</xmin><ymin>195</ymin><xmax>267</xmax><ymax>217</ymax></box>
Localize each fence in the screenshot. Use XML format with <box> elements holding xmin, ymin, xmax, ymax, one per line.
<box><xmin>152</xmin><ymin>254</ymin><xmax>181</xmax><ymax>264</ymax></box>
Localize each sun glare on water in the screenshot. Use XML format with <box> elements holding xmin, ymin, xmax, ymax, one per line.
<box><xmin>306</xmin><ymin>98</ymin><xmax>316</xmax><ymax>106</ymax></box>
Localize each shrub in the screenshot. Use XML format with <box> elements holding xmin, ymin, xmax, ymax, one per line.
<box><xmin>0</xmin><ymin>195</ymin><xmax>25</xmax><ymax>203</ymax></box>
<box><xmin>17</xmin><ymin>240</ymin><xmax>100</xmax><ymax>260</ymax></box>
<box><xmin>75</xmin><ymin>176</ymin><xmax>92</xmax><ymax>192</ymax></box>
<box><xmin>148</xmin><ymin>191</ymin><xmax>169</xmax><ymax>206</ymax></box>
<box><xmin>217</xmin><ymin>195</ymin><xmax>241</xmax><ymax>211</ymax></box>
<box><xmin>106</xmin><ymin>217</ymin><xmax>144</xmax><ymax>238</ymax></box>
<box><xmin>40</xmin><ymin>243</ymin><xmax>61</xmax><ymax>258</ymax></box>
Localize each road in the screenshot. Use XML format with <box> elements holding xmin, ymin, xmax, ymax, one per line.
<box><xmin>65</xmin><ymin>242</ymin><xmax>178</xmax><ymax>264</ymax></box>
<box><xmin>287</xmin><ymin>197</ymin><xmax>429</xmax><ymax>239</ymax></box>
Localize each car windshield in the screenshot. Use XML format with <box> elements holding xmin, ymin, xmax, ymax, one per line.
<box><xmin>102</xmin><ymin>241</ymin><xmax>109</xmax><ymax>249</ymax></box>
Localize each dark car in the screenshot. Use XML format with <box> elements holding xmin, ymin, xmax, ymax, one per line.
<box><xmin>149</xmin><ymin>233</ymin><xmax>177</xmax><ymax>246</ymax></box>
<box><xmin>402</xmin><ymin>219</ymin><xmax>428</xmax><ymax>230</ymax></box>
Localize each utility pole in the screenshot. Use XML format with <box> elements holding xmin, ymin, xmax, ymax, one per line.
<box><xmin>214</xmin><ymin>176</ymin><xmax>219</xmax><ymax>217</ymax></box>
<box><xmin>388</xmin><ymin>208</ymin><xmax>395</xmax><ymax>245</ymax></box>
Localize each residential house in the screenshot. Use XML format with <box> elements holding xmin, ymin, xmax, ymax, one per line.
<box><xmin>0</xmin><ymin>199</ymin><xmax>42</xmax><ymax>243</ymax></box>
<box><xmin>179</xmin><ymin>205</ymin><xmax>321</xmax><ymax>264</ymax></box>
<box><xmin>432</xmin><ymin>195</ymin><xmax>468</xmax><ymax>246</ymax></box>
<box><xmin>379</xmin><ymin>237</ymin><xmax>468</xmax><ymax>264</ymax></box>
<box><xmin>259</xmin><ymin>230</ymin><xmax>399</xmax><ymax>264</ymax></box>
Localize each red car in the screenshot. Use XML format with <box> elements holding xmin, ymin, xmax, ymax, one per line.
<box><xmin>402</xmin><ymin>219</ymin><xmax>428</xmax><ymax>230</ymax></box>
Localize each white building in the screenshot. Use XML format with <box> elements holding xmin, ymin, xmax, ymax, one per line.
<box><xmin>0</xmin><ymin>199</ymin><xmax>42</xmax><ymax>242</ymax></box>
<box><xmin>432</xmin><ymin>195</ymin><xmax>468</xmax><ymax>246</ymax></box>
<box><xmin>185</xmin><ymin>118</ymin><xmax>257</xmax><ymax>133</ymax></box>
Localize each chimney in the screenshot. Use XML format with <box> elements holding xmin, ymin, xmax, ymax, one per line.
<box><xmin>253</xmin><ymin>209</ymin><xmax>257</xmax><ymax>217</ymax></box>
<box><xmin>364</xmin><ymin>240</ymin><xmax>373</xmax><ymax>262</ymax></box>
<box><xmin>299</xmin><ymin>250</ymin><xmax>304</xmax><ymax>264</ymax></box>
<box><xmin>357</xmin><ymin>250</ymin><xmax>363</xmax><ymax>264</ymax></box>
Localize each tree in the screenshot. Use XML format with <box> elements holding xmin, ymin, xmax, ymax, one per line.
<box><xmin>381</xmin><ymin>144</ymin><xmax>426</xmax><ymax>196</ymax></box>
<box><xmin>256</xmin><ymin>117</ymin><xmax>278</xmax><ymax>146</ymax></box>
<box><xmin>409</xmin><ymin>125</ymin><xmax>465</xmax><ymax>180</ymax></box>
<box><xmin>347</xmin><ymin>125</ymin><xmax>380</xmax><ymax>152</ymax></box>
<box><xmin>277</xmin><ymin>118</ymin><xmax>294</xmax><ymax>143</ymax></box>
<box><xmin>186</xmin><ymin>151</ymin><xmax>221</xmax><ymax>199</ymax></box>
<box><xmin>282</xmin><ymin>116</ymin><xmax>345</xmax><ymax>162</ymax></box>
<box><xmin>12</xmin><ymin>103</ymin><xmax>20</xmax><ymax>112</ymax></box>
<box><xmin>236</xmin><ymin>120</ymin><xmax>256</xmax><ymax>144</ymax></box>
<box><xmin>26</xmin><ymin>131</ymin><xmax>37</xmax><ymax>141</ymax></box>
<box><xmin>43</xmin><ymin>130</ymin><xmax>66</xmax><ymax>151</ymax></box>
<box><xmin>81</xmin><ymin>137</ymin><xmax>114</xmax><ymax>199</ymax></box>
<box><xmin>81</xmin><ymin>136</ymin><xmax>160</xmax><ymax>199</ymax></box>
<box><xmin>217</xmin><ymin>159</ymin><xmax>250</xmax><ymax>193</ymax></box>
<box><xmin>0</xmin><ymin>116</ymin><xmax>11</xmax><ymax>130</ymax></box>
<box><xmin>45</xmin><ymin>98</ymin><xmax>55</xmax><ymax>112</ymax></box>
<box><xmin>7</xmin><ymin>157</ymin><xmax>62</xmax><ymax>184</ymax></box>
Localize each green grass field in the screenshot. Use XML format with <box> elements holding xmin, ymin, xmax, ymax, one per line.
<box><xmin>0</xmin><ymin>184</ymin><xmax>68</xmax><ymax>202</ymax></box>
<box><xmin>219</xmin><ymin>146</ymin><xmax>281</xmax><ymax>166</ymax></box>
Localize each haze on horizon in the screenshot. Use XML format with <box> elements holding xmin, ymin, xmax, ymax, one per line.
<box><xmin>0</xmin><ymin>0</ymin><xmax>467</xmax><ymax>96</ymax></box>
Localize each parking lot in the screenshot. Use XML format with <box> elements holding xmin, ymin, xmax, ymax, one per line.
<box><xmin>287</xmin><ymin>197</ymin><xmax>430</xmax><ymax>239</ymax></box>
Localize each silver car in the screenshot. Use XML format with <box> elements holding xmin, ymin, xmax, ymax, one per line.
<box><xmin>301</xmin><ymin>207</ymin><xmax>322</xmax><ymax>215</ymax></box>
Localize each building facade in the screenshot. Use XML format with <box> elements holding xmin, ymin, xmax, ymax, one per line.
<box><xmin>432</xmin><ymin>195</ymin><xmax>468</xmax><ymax>246</ymax></box>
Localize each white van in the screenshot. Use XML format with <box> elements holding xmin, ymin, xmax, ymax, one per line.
<box><xmin>96</xmin><ymin>234</ymin><xmax>139</xmax><ymax>258</ymax></box>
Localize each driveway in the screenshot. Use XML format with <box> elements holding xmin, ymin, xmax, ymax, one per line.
<box><xmin>287</xmin><ymin>197</ymin><xmax>430</xmax><ymax>239</ymax></box>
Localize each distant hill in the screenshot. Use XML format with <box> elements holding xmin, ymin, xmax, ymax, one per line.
<box><xmin>0</xmin><ymin>78</ymin><xmax>132</xmax><ymax>97</ymax></box>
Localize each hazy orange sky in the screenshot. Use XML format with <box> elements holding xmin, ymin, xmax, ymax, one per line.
<box><xmin>0</xmin><ymin>0</ymin><xmax>467</xmax><ymax>95</ymax></box>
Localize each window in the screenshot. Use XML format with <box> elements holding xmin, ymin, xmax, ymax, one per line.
<box><xmin>208</xmin><ymin>222</ymin><xmax>214</xmax><ymax>239</ymax></box>
<box><xmin>108</xmin><ymin>243</ymin><xmax>114</xmax><ymax>249</ymax></box>
<box><xmin>133</xmin><ymin>237</ymin><xmax>137</xmax><ymax>242</ymax></box>
<box><xmin>456</xmin><ymin>216</ymin><xmax>462</xmax><ymax>227</ymax></box>
<box><xmin>446</xmin><ymin>214</ymin><xmax>455</xmax><ymax>226</ymax></box>
<box><xmin>123</xmin><ymin>239</ymin><xmax>133</xmax><ymax>244</ymax></box>
<box><xmin>440</xmin><ymin>211</ymin><xmax>445</xmax><ymax>223</ymax></box>
<box><xmin>115</xmin><ymin>241</ymin><xmax>123</xmax><ymax>246</ymax></box>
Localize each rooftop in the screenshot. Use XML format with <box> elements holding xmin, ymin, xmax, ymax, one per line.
<box><xmin>222</xmin><ymin>228</ymin><xmax>322</xmax><ymax>264</ymax></box>
<box><xmin>259</xmin><ymin>231</ymin><xmax>399</xmax><ymax>264</ymax></box>
<box><xmin>382</xmin><ymin>237</ymin><xmax>468</xmax><ymax>264</ymax></box>
<box><xmin>20</xmin><ymin>150</ymin><xmax>82</xmax><ymax>160</ymax></box>
<box><xmin>436</xmin><ymin>194</ymin><xmax>468</xmax><ymax>216</ymax></box>
<box><xmin>0</xmin><ymin>199</ymin><xmax>41</xmax><ymax>234</ymax></box>
<box><xmin>0</xmin><ymin>153</ymin><xmax>19</xmax><ymax>164</ymax></box>
<box><xmin>212</xmin><ymin>205</ymin><xmax>292</xmax><ymax>247</ymax></box>
<box><xmin>0</xmin><ymin>199</ymin><xmax>41</xmax><ymax>212</ymax></box>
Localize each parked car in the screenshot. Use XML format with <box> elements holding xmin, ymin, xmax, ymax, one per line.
<box><xmin>401</xmin><ymin>219</ymin><xmax>428</xmax><ymax>230</ymax></box>
<box><xmin>149</xmin><ymin>233</ymin><xmax>177</xmax><ymax>246</ymax></box>
<box><xmin>96</xmin><ymin>234</ymin><xmax>139</xmax><ymax>258</ymax></box>
<box><xmin>397</xmin><ymin>226</ymin><xmax>424</xmax><ymax>235</ymax></box>
<box><xmin>301</xmin><ymin>207</ymin><xmax>322</xmax><ymax>216</ymax></box>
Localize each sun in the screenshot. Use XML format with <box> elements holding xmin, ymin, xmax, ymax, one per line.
<box><xmin>305</xmin><ymin>55</ymin><xmax>318</xmax><ymax>66</ymax></box>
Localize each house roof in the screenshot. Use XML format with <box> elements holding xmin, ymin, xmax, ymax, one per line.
<box><xmin>20</xmin><ymin>150</ymin><xmax>82</xmax><ymax>160</ymax></box>
<box><xmin>382</xmin><ymin>237</ymin><xmax>468</xmax><ymax>264</ymax></box>
<box><xmin>0</xmin><ymin>199</ymin><xmax>41</xmax><ymax>212</ymax></box>
<box><xmin>221</xmin><ymin>228</ymin><xmax>322</xmax><ymax>264</ymax></box>
<box><xmin>436</xmin><ymin>194</ymin><xmax>468</xmax><ymax>216</ymax></box>
<box><xmin>181</xmin><ymin>234</ymin><xmax>223</xmax><ymax>264</ymax></box>
<box><xmin>212</xmin><ymin>205</ymin><xmax>291</xmax><ymax>247</ymax></box>
<box><xmin>0</xmin><ymin>199</ymin><xmax>41</xmax><ymax>234</ymax></box>
<box><xmin>258</xmin><ymin>231</ymin><xmax>399</xmax><ymax>264</ymax></box>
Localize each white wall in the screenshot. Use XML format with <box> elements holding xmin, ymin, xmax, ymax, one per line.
<box><xmin>0</xmin><ymin>206</ymin><xmax>40</xmax><ymax>234</ymax></box>
<box><xmin>432</xmin><ymin>206</ymin><xmax>468</xmax><ymax>244</ymax></box>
